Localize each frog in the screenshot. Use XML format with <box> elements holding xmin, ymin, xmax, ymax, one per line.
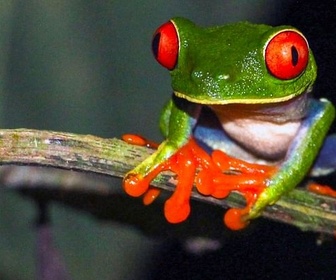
<box><xmin>123</xmin><ymin>17</ymin><xmax>336</xmax><ymax>230</ymax></box>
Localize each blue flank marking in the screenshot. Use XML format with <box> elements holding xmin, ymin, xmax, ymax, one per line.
<box><xmin>193</xmin><ymin>108</ymin><xmax>229</xmax><ymax>154</ymax></box>
<box><xmin>312</xmin><ymin>134</ymin><xmax>336</xmax><ymax>176</ymax></box>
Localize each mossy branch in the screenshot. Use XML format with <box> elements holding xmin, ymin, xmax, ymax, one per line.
<box><xmin>0</xmin><ymin>128</ymin><xmax>336</xmax><ymax>235</ymax></box>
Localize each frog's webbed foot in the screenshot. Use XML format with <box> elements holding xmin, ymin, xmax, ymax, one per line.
<box><xmin>195</xmin><ymin>150</ymin><xmax>277</xmax><ymax>230</ymax></box>
<box><xmin>122</xmin><ymin>134</ymin><xmax>277</xmax><ymax>228</ymax></box>
<box><xmin>123</xmin><ymin>135</ymin><xmax>206</xmax><ymax>223</ymax></box>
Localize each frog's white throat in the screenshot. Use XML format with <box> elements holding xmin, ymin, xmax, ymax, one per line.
<box><xmin>208</xmin><ymin>93</ymin><xmax>310</xmax><ymax>161</ymax></box>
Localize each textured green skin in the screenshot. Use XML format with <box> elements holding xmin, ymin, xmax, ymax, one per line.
<box><xmin>170</xmin><ymin>17</ymin><xmax>317</xmax><ymax>104</ymax></box>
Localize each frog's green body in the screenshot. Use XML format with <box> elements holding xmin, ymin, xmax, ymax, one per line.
<box><xmin>124</xmin><ymin>18</ymin><xmax>335</xmax><ymax>227</ymax></box>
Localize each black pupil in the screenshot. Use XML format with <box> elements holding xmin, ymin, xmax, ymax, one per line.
<box><xmin>152</xmin><ymin>33</ymin><xmax>161</xmax><ymax>58</ymax></box>
<box><xmin>291</xmin><ymin>46</ymin><xmax>299</xmax><ymax>66</ymax></box>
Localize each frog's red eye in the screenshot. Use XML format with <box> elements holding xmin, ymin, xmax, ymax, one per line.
<box><xmin>152</xmin><ymin>21</ymin><xmax>179</xmax><ymax>70</ymax></box>
<box><xmin>265</xmin><ymin>30</ymin><xmax>309</xmax><ymax>80</ymax></box>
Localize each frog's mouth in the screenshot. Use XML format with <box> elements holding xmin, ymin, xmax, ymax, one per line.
<box><xmin>209</xmin><ymin>91</ymin><xmax>310</xmax><ymax>123</ymax></box>
<box><xmin>173</xmin><ymin>85</ymin><xmax>313</xmax><ymax>105</ymax></box>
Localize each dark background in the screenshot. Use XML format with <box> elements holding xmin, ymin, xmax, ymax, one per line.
<box><xmin>0</xmin><ymin>0</ymin><xmax>336</xmax><ymax>279</ymax></box>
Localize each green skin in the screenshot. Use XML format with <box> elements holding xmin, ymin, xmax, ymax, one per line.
<box><xmin>129</xmin><ymin>17</ymin><xmax>335</xmax><ymax>220</ymax></box>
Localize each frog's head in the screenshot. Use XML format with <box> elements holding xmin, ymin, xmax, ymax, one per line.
<box><xmin>151</xmin><ymin>17</ymin><xmax>317</xmax><ymax>105</ymax></box>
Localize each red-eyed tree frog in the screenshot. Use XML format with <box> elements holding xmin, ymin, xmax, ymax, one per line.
<box><xmin>123</xmin><ymin>17</ymin><xmax>336</xmax><ymax>230</ymax></box>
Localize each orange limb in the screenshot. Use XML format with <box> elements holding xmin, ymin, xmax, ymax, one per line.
<box><xmin>195</xmin><ymin>149</ymin><xmax>277</xmax><ymax>230</ymax></box>
<box><xmin>123</xmin><ymin>135</ymin><xmax>277</xmax><ymax>229</ymax></box>
<box><xmin>307</xmin><ymin>182</ymin><xmax>336</xmax><ymax>198</ymax></box>
<box><xmin>143</xmin><ymin>188</ymin><xmax>161</xmax><ymax>205</ymax></box>
<box><xmin>211</xmin><ymin>150</ymin><xmax>275</xmax><ymax>175</ymax></box>
<box><xmin>122</xmin><ymin>134</ymin><xmax>159</xmax><ymax>149</ymax></box>
<box><xmin>308</xmin><ymin>182</ymin><xmax>336</xmax><ymax>238</ymax></box>
<box><xmin>123</xmin><ymin>138</ymin><xmax>201</xmax><ymax>223</ymax></box>
<box><xmin>224</xmin><ymin>208</ymin><xmax>251</xmax><ymax>231</ymax></box>
<box><xmin>122</xmin><ymin>134</ymin><xmax>162</xmax><ymax>205</ymax></box>
<box><xmin>163</xmin><ymin>145</ymin><xmax>196</xmax><ymax>223</ymax></box>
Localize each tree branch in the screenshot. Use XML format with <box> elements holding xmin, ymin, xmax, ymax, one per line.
<box><xmin>0</xmin><ymin>128</ymin><xmax>335</xmax><ymax>235</ymax></box>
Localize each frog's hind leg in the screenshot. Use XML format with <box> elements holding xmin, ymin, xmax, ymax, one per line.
<box><xmin>311</xmin><ymin>134</ymin><xmax>336</xmax><ymax>177</ymax></box>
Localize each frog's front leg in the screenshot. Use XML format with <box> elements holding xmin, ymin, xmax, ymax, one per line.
<box><xmin>123</xmin><ymin>96</ymin><xmax>202</xmax><ymax>221</ymax></box>
<box><xmin>247</xmin><ymin>99</ymin><xmax>335</xmax><ymax>220</ymax></box>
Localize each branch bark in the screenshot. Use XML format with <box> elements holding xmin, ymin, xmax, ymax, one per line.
<box><xmin>0</xmin><ymin>128</ymin><xmax>336</xmax><ymax>235</ymax></box>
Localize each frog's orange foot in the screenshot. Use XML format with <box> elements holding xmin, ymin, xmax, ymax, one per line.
<box><xmin>124</xmin><ymin>165</ymin><xmax>165</xmax><ymax>205</ymax></box>
<box><xmin>165</xmin><ymin>195</ymin><xmax>191</xmax><ymax>223</ymax></box>
<box><xmin>196</xmin><ymin>170</ymin><xmax>267</xmax><ymax>230</ymax></box>
<box><xmin>160</xmin><ymin>139</ymin><xmax>200</xmax><ymax>223</ymax></box>
<box><xmin>211</xmin><ymin>150</ymin><xmax>276</xmax><ymax>176</ymax></box>
<box><xmin>123</xmin><ymin>135</ymin><xmax>277</xmax><ymax>229</ymax></box>
<box><xmin>224</xmin><ymin>208</ymin><xmax>250</xmax><ymax>230</ymax></box>
<box><xmin>123</xmin><ymin>137</ymin><xmax>208</xmax><ymax>223</ymax></box>
<box><xmin>122</xmin><ymin>134</ymin><xmax>162</xmax><ymax>203</ymax></box>
<box><xmin>196</xmin><ymin>148</ymin><xmax>277</xmax><ymax>200</ymax></box>
<box><xmin>122</xmin><ymin>134</ymin><xmax>159</xmax><ymax>149</ymax></box>
<box><xmin>123</xmin><ymin>173</ymin><xmax>152</xmax><ymax>197</ymax></box>
<box><xmin>223</xmin><ymin>191</ymin><xmax>262</xmax><ymax>230</ymax></box>
<box><xmin>307</xmin><ymin>182</ymin><xmax>336</xmax><ymax>198</ymax></box>
<box><xmin>195</xmin><ymin>149</ymin><xmax>277</xmax><ymax>230</ymax></box>
<box><xmin>143</xmin><ymin>188</ymin><xmax>161</xmax><ymax>205</ymax></box>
